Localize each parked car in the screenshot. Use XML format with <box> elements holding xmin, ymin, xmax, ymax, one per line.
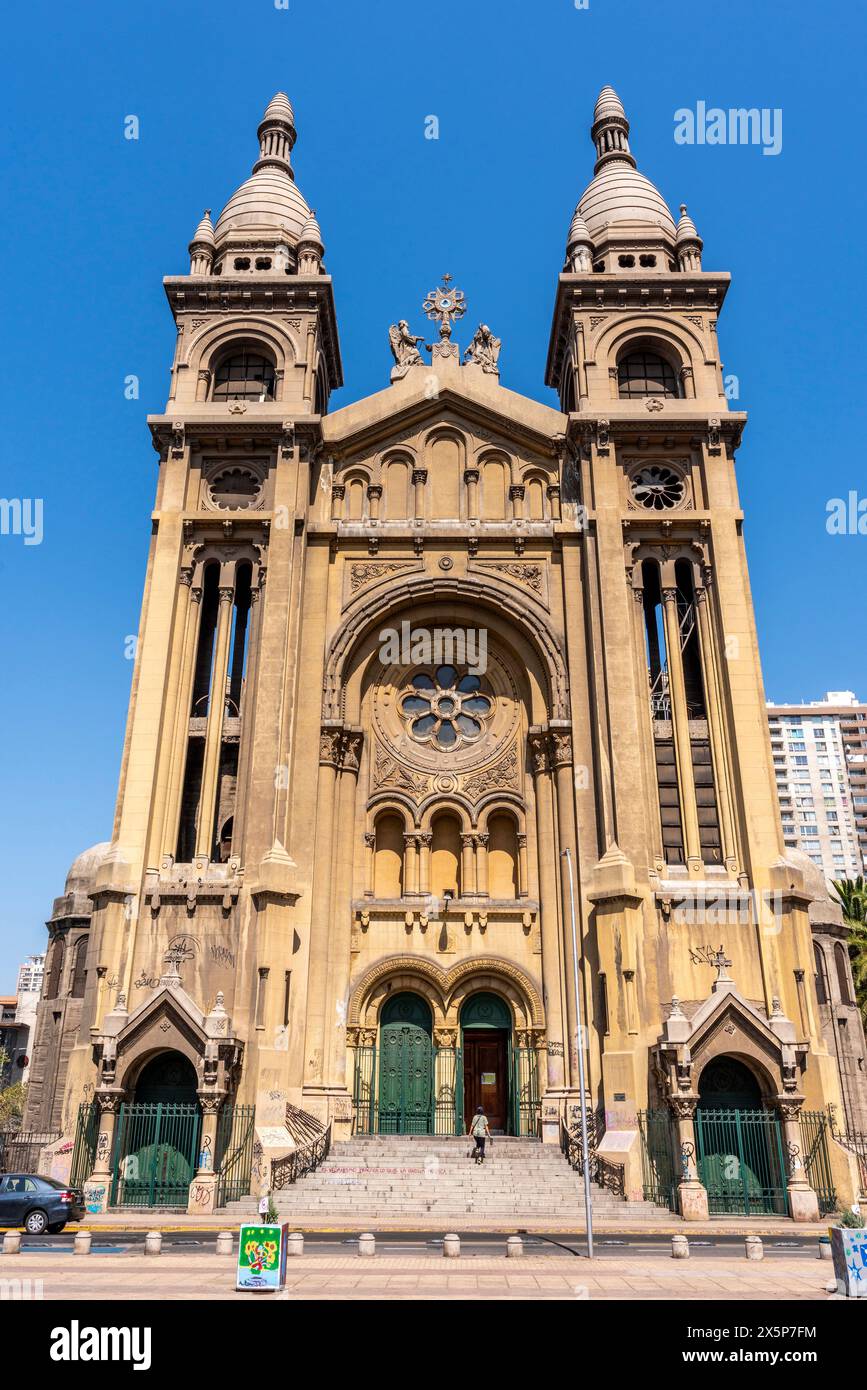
<box><xmin>0</xmin><ymin>1174</ymin><xmax>85</xmax><ymax>1233</ymax></box>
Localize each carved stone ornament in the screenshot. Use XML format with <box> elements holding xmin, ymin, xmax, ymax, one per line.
<box><xmin>463</xmin><ymin>323</ymin><xmax>501</xmax><ymax>373</ymax></box>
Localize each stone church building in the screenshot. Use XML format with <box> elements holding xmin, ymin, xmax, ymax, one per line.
<box><xmin>25</xmin><ymin>87</ymin><xmax>866</xmax><ymax>1219</ymax></box>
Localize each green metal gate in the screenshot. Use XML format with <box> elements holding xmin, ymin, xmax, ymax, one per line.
<box><xmin>70</xmin><ymin>1102</ymin><xmax>100</xmax><ymax>1188</ymax></box>
<box><xmin>638</xmin><ymin>1109</ymin><xmax>679</xmax><ymax>1211</ymax></box>
<box><xmin>798</xmin><ymin>1110</ymin><xmax>837</xmax><ymax>1216</ymax></box>
<box><xmin>352</xmin><ymin>1042</ymin><xmax>377</xmax><ymax>1134</ymax></box>
<box><xmin>695</xmin><ymin>1107</ymin><xmax>788</xmax><ymax>1216</ymax></box>
<box><xmin>214</xmin><ymin>1104</ymin><xmax>256</xmax><ymax>1207</ymax></box>
<box><xmin>110</xmin><ymin>1103</ymin><xmax>201</xmax><ymax>1208</ymax></box>
<box><xmin>510</xmin><ymin>1041</ymin><xmax>540</xmax><ymax>1137</ymax></box>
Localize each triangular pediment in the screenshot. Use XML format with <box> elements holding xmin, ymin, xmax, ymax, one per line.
<box><xmin>323</xmin><ymin>365</ymin><xmax>566</xmax><ymax>460</ymax></box>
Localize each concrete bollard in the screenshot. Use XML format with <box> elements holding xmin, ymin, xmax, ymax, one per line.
<box><xmin>506</xmin><ymin>1236</ymin><xmax>524</xmax><ymax>1258</ymax></box>
<box><xmin>745</xmin><ymin>1236</ymin><xmax>763</xmax><ymax>1262</ymax></box>
<box><xmin>671</xmin><ymin>1234</ymin><xmax>689</xmax><ymax>1259</ymax></box>
<box><xmin>144</xmin><ymin>1231</ymin><xmax>162</xmax><ymax>1257</ymax></box>
<box><xmin>2</xmin><ymin>1232</ymin><xmax>21</xmax><ymax>1255</ymax></box>
<box><xmin>358</xmin><ymin>1233</ymin><xmax>376</xmax><ymax>1258</ymax></box>
<box><xmin>73</xmin><ymin>1230</ymin><xmax>92</xmax><ymax>1255</ymax></box>
<box><xmin>216</xmin><ymin>1231</ymin><xmax>234</xmax><ymax>1256</ymax></box>
<box><xmin>443</xmin><ymin>1233</ymin><xmax>461</xmax><ymax>1258</ymax></box>
<box><xmin>286</xmin><ymin>1231</ymin><xmax>304</xmax><ymax>1257</ymax></box>
<box><xmin>818</xmin><ymin>1236</ymin><xmax>833</xmax><ymax>1261</ymax></box>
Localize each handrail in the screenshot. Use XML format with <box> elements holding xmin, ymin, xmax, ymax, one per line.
<box><xmin>559</xmin><ymin>1114</ymin><xmax>625</xmax><ymax>1199</ymax></box>
<box><xmin>271</xmin><ymin>1104</ymin><xmax>332</xmax><ymax>1191</ymax></box>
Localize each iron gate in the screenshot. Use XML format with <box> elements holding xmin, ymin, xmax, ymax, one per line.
<box><xmin>70</xmin><ymin>1102</ymin><xmax>99</xmax><ymax>1188</ymax></box>
<box><xmin>0</xmin><ymin>1129</ymin><xmax>61</xmax><ymax>1174</ymax></box>
<box><xmin>214</xmin><ymin>1104</ymin><xmax>256</xmax><ymax>1207</ymax></box>
<box><xmin>798</xmin><ymin>1110</ymin><xmax>837</xmax><ymax>1216</ymax></box>
<box><xmin>109</xmin><ymin>1103</ymin><xmax>201</xmax><ymax>1208</ymax></box>
<box><xmin>637</xmin><ymin>1109</ymin><xmax>679</xmax><ymax>1211</ymax></box>
<box><xmin>695</xmin><ymin>1108</ymin><xmax>788</xmax><ymax>1216</ymax></box>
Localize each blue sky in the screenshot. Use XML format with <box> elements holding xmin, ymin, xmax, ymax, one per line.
<box><xmin>1</xmin><ymin>0</ymin><xmax>865</xmax><ymax>984</ymax></box>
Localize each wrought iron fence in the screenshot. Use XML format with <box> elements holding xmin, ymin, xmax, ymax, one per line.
<box><xmin>0</xmin><ymin>1128</ymin><xmax>61</xmax><ymax>1175</ymax></box>
<box><xmin>827</xmin><ymin>1106</ymin><xmax>867</xmax><ymax>1201</ymax></box>
<box><xmin>70</xmin><ymin>1102</ymin><xmax>99</xmax><ymax>1188</ymax></box>
<box><xmin>797</xmin><ymin>1110</ymin><xmax>837</xmax><ymax>1216</ymax></box>
<box><xmin>214</xmin><ymin>1104</ymin><xmax>256</xmax><ymax>1207</ymax></box>
<box><xmin>560</xmin><ymin>1109</ymin><xmax>626</xmax><ymax>1199</ymax></box>
<box><xmin>352</xmin><ymin>1044</ymin><xmax>377</xmax><ymax>1135</ymax></box>
<box><xmin>510</xmin><ymin>1043</ymin><xmax>541</xmax><ymax>1137</ymax></box>
<box><xmin>271</xmin><ymin>1104</ymin><xmax>331</xmax><ymax>1190</ymax></box>
<box><xmin>637</xmin><ymin>1109</ymin><xmax>679</xmax><ymax>1212</ymax></box>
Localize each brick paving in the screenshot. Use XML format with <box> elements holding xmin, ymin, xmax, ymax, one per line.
<box><xmin>0</xmin><ymin>1250</ymin><xmax>835</xmax><ymax>1301</ymax></box>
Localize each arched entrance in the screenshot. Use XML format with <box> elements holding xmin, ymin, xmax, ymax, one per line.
<box><xmin>461</xmin><ymin>992</ymin><xmax>512</xmax><ymax>1134</ymax></box>
<box><xmin>377</xmin><ymin>993</ymin><xmax>433</xmax><ymax>1134</ymax></box>
<box><xmin>110</xmin><ymin>1050</ymin><xmax>202</xmax><ymax>1208</ymax></box>
<box><xmin>694</xmin><ymin>1057</ymin><xmax>787</xmax><ymax>1216</ymax></box>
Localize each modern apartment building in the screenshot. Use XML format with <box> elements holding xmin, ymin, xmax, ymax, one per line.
<box><xmin>768</xmin><ymin>692</ymin><xmax>867</xmax><ymax>881</ymax></box>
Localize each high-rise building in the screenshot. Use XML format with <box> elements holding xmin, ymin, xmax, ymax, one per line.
<box><xmin>24</xmin><ymin>87</ymin><xmax>866</xmax><ymax>1221</ymax></box>
<box><xmin>768</xmin><ymin>693</ymin><xmax>867</xmax><ymax>880</ymax></box>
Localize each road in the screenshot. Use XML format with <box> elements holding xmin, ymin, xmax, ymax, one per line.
<box><xmin>11</xmin><ymin>1228</ymin><xmax>825</xmax><ymax>1259</ymax></box>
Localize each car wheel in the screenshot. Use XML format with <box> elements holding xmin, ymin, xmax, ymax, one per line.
<box><xmin>47</xmin><ymin>1222</ymin><xmax>66</xmax><ymax>1234</ymax></box>
<box><xmin>24</xmin><ymin>1209</ymin><xmax>48</xmax><ymax>1235</ymax></box>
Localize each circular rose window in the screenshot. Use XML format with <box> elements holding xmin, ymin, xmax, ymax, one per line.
<box><xmin>630</xmin><ymin>464</ymin><xmax>685</xmax><ymax>511</ymax></box>
<box><xmin>400</xmin><ymin>666</ymin><xmax>493</xmax><ymax>750</ymax></box>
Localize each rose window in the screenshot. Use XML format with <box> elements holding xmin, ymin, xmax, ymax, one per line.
<box><xmin>400</xmin><ymin>666</ymin><xmax>493</xmax><ymax>750</ymax></box>
<box><xmin>630</xmin><ymin>464</ymin><xmax>686</xmax><ymax>511</ymax></box>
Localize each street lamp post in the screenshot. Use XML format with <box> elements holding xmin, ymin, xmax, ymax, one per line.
<box><xmin>561</xmin><ymin>847</ymin><xmax>594</xmax><ymax>1258</ymax></box>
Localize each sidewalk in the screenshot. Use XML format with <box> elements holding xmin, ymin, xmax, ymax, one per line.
<box><xmin>0</xmin><ymin>1250</ymin><xmax>836</xmax><ymax>1301</ymax></box>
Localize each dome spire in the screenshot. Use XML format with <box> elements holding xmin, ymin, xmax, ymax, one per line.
<box><xmin>253</xmin><ymin>91</ymin><xmax>297</xmax><ymax>179</ymax></box>
<box><xmin>591</xmin><ymin>84</ymin><xmax>636</xmax><ymax>174</ymax></box>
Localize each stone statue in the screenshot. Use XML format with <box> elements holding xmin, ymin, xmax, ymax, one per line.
<box><xmin>464</xmin><ymin>323</ymin><xmax>501</xmax><ymax>373</ymax></box>
<box><xmin>388</xmin><ymin>320</ymin><xmax>426</xmax><ymax>369</ymax></box>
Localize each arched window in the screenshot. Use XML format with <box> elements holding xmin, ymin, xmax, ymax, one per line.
<box><xmin>835</xmin><ymin>943</ymin><xmax>853</xmax><ymax>1004</ymax></box>
<box><xmin>430</xmin><ymin>813</ymin><xmax>461</xmax><ymax>897</ymax></box>
<box><xmin>526</xmin><ymin>477</ymin><xmax>546</xmax><ymax>521</ymax></box>
<box><xmin>70</xmin><ymin>937</ymin><xmax>88</xmax><ymax>999</ymax></box>
<box><xmin>487</xmin><ymin>813</ymin><xmax>518</xmax><ymax>898</ymax></box>
<box><xmin>617</xmin><ymin>349</ymin><xmax>680</xmax><ymax>399</ymax></box>
<box><xmin>44</xmin><ymin>938</ymin><xmax>64</xmax><ymax>1000</ymax></box>
<box><xmin>374</xmin><ymin>814</ymin><xmax>404</xmax><ymax>897</ymax></box>
<box><xmin>814</xmin><ymin>943</ymin><xmax>829</xmax><ymax>1005</ymax></box>
<box><xmin>481</xmin><ymin>458</ymin><xmax>507</xmax><ymax>520</ymax></box>
<box><xmin>212</xmin><ymin>348</ymin><xmax>276</xmax><ymax>401</ymax></box>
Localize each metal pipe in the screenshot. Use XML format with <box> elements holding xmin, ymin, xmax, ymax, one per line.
<box><xmin>561</xmin><ymin>847</ymin><xmax>594</xmax><ymax>1258</ymax></box>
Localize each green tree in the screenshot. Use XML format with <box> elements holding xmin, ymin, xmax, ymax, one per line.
<box><xmin>832</xmin><ymin>876</ymin><xmax>867</xmax><ymax>1029</ymax></box>
<box><xmin>0</xmin><ymin>1081</ymin><xmax>26</xmax><ymax>1128</ymax></box>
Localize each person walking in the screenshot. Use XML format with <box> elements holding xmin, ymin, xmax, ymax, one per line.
<box><xmin>469</xmin><ymin>1106</ymin><xmax>491</xmax><ymax>1164</ymax></box>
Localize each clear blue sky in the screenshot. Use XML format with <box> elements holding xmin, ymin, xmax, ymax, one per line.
<box><xmin>1</xmin><ymin>0</ymin><xmax>865</xmax><ymax>985</ymax></box>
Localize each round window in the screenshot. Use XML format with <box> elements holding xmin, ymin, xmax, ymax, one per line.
<box><xmin>207</xmin><ymin>467</ymin><xmax>263</xmax><ymax>510</ymax></box>
<box><xmin>630</xmin><ymin>464</ymin><xmax>686</xmax><ymax>511</ymax></box>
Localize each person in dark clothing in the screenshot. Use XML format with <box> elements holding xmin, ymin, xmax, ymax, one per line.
<box><xmin>469</xmin><ymin>1106</ymin><xmax>491</xmax><ymax>1164</ymax></box>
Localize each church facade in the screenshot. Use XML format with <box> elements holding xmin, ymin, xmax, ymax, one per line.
<box><xmin>26</xmin><ymin>87</ymin><xmax>866</xmax><ymax>1219</ymax></box>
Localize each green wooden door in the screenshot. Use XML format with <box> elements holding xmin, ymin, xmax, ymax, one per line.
<box><xmin>378</xmin><ymin>993</ymin><xmax>432</xmax><ymax>1134</ymax></box>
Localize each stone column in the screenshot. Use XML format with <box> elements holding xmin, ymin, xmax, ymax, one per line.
<box><xmin>418</xmin><ymin>832</ymin><xmax>432</xmax><ymax>896</ymax></box>
<box><xmin>156</xmin><ymin>568</ymin><xmax>202</xmax><ymax>861</ymax></box>
<box><xmin>776</xmin><ymin>1097</ymin><xmax>820</xmax><ymax>1222</ymax></box>
<box><xmin>364</xmin><ymin>831</ymin><xmax>376</xmax><ymax>896</ymax></box>
<box><xmin>460</xmin><ymin>834</ymin><xmax>476</xmax><ymax>896</ymax></box>
<box><xmin>412</xmin><ymin>468</ymin><xmax>427</xmax><ymax>522</ymax></box>
<box><xmin>551</xmin><ymin>727</ymin><xmax>582</xmax><ymax>1088</ymax></box>
<box><xmin>195</xmin><ymin>580</ymin><xmax>235</xmax><ymax>858</ymax></box>
<box><xmin>367</xmin><ymin>484</ymin><xmax>382</xmax><ymax>522</ymax></box>
<box><xmin>694</xmin><ymin>583</ymin><xmax>738</xmax><ymax>874</ymax></box>
<box><xmin>516</xmin><ymin>832</ymin><xmax>529</xmax><ymax>897</ymax></box>
<box><xmin>679</xmin><ymin>365</ymin><xmax>696</xmax><ymax>398</ymax></box>
<box><xmin>546</xmin><ymin>484</ymin><xmax>561</xmax><ymax>522</ymax></box>
<box><xmin>84</xmin><ymin>1092</ymin><xmax>123</xmax><ymax>1215</ymax></box>
<box><xmin>331</xmin><ymin>483</ymin><xmax>346</xmax><ymax>522</ymax></box>
<box><xmin>464</xmin><ymin>468</ymin><xmax>479</xmax><ymax>522</ymax></box>
<box><xmin>187</xmin><ymin>1095</ymin><xmax>223</xmax><ymax>1214</ymax></box>
<box><xmin>303</xmin><ymin>725</ymin><xmax>343</xmax><ymax>1090</ymax></box>
<box><xmin>403</xmin><ymin>832</ymin><xmax>420</xmax><ymax>896</ymax></box>
<box><xmin>661</xmin><ymin>587</ymin><xmax>703</xmax><ymax>874</ymax></box>
<box><xmin>670</xmin><ymin>1096</ymin><xmax>709</xmax><ymax>1221</ymax></box>
<box><xmin>529</xmin><ymin>730</ymin><xmax>566</xmax><ymax>1098</ymax></box>
<box><xmin>325</xmin><ymin>731</ymin><xmax>364</xmax><ymax>1098</ymax></box>
<box><xmin>509</xmin><ymin>483</ymin><xmax>525</xmax><ymax>522</ymax></box>
<box><xmin>474</xmin><ymin>833</ymin><xmax>489</xmax><ymax>897</ymax></box>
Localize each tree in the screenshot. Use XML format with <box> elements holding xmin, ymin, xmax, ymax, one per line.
<box><xmin>832</xmin><ymin>876</ymin><xmax>867</xmax><ymax>1030</ymax></box>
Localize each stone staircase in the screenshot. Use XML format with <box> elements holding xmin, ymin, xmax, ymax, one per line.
<box><xmin>226</xmin><ymin>1135</ymin><xmax>662</xmax><ymax>1227</ymax></box>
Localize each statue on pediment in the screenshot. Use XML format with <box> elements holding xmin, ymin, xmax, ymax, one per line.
<box><xmin>464</xmin><ymin>323</ymin><xmax>501</xmax><ymax>374</ymax></box>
